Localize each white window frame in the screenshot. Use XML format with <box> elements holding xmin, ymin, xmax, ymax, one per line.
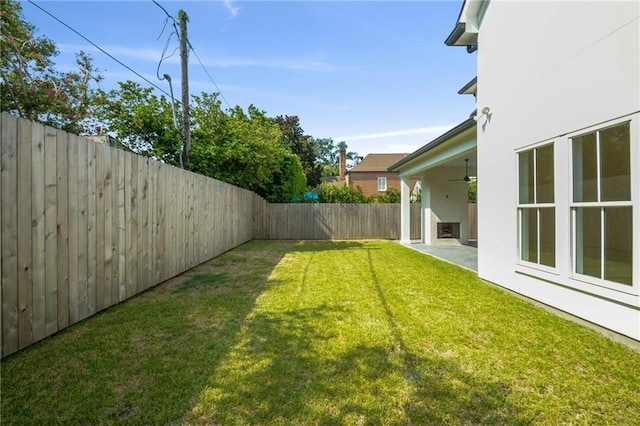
<box><xmin>516</xmin><ymin>141</ymin><xmax>556</xmax><ymax>273</ymax></box>
<box><xmin>377</xmin><ymin>176</ymin><xmax>387</xmax><ymax>192</ymax></box>
<box><xmin>569</xmin><ymin>117</ymin><xmax>637</xmax><ymax>294</ymax></box>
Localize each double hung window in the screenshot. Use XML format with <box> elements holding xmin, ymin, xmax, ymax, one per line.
<box><xmin>518</xmin><ymin>144</ymin><xmax>555</xmax><ymax>267</ymax></box>
<box><xmin>377</xmin><ymin>177</ymin><xmax>387</xmax><ymax>192</ymax></box>
<box><xmin>571</xmin><ymin>122</ymin><xmax>632</xmax><ymax>286</ymax></box>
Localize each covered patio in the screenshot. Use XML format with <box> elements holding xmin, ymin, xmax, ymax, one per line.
<box><xmin>389</xmin><ymin>117</ymin><xmax>477</xmax><ymax>249</ymax></box>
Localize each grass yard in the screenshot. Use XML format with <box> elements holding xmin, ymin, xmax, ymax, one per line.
<box><xmin>2</xmin><ymin>240</ymin><xmax>639</xmax><ymax>425</ymax></box>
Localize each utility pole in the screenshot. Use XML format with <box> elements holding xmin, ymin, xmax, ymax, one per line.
<box><xmin>179</xmin><ymin>10</ymin><xmax>190</xmax><ymax>169</ymax></box>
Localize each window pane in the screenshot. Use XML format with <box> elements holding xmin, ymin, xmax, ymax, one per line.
<box><xmin>605</xmin><ymin>207</ymin><xmax>633</xmax><ymax>285</ymax></box>
<box><xmin>600</xmin><ymin>122</ymin><xmax>631</xmax><ymax>201</ymax></box>
<box><xmin>539</xmin><ymin>208</ymin><xmax>555</xmax><ymax>267</ymax></box>
<box><xmin>536</xmin><ymin>145</ymin><xmax>554</xmax><ymax>203</ymax></box>
<box><xmin>572</xmin><ymin>132</ymin><xmax>598</xmax><ymax>202</ymax></box>
<box><xmin>519</xmin><ymin>150</ymin><xmax>534</xmax><ymax>204</ymax></box>
<box><xmin>377</xmin><ymin>177</ymin><xmax>387</xmax><ymax>191</ymax></box>
<box><xmin>521</xmin><ymin>208</ymin><xmax>538</xmax><ymax>263</ymax></box>
<box><xmin>575</xmin><ymin>207</ymin><xmax>601</xmax><ymax>278</ymax></box>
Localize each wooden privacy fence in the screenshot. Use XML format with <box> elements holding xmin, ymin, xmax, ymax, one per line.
<box><xmin>1</xmin><ymin>113</ymin><xmax>421</xmax><ymax>358</ymax></box>
<box><xmin>1</xmin><ymin>113</ymin><xmax>266</xmax><ymax>358</ymax></box>
<box><xmin>260</xmin><ymin>203</ymin><xmax>421</xmax><ymax>240</ymax></box>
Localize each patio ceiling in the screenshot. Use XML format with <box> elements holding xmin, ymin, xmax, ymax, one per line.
<box><xmin>388</xmin><ymin>118</ymin><xmax>477</xmax><ymax>178</ymax></box>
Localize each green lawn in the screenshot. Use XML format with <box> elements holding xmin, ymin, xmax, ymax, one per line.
<box><xmin>2</xmin><ymin>240</ymin><xmax>639</xmax><ymax>425</ymax></box>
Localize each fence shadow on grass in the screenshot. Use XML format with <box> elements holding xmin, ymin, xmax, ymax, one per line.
<box><xmin>183</xmin><ymin>300</ymin><xmax>528</xmax><ymax>425</ymax></box>
<box><xmin>1</xmin><ymin>240</ymin><xmax>528</xmax><ymax>424</ymax></box>
<box><xmin>181</xmin><ymin>243</ymin><xmax>528</xmax><ymax>425</ymax></box>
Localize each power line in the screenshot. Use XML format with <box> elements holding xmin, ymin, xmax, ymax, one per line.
<box><xmin>27</xmin><ymin>0</ymin><xmax>173</xmax><ymax>99</ymax></box>
<box><xmin>188</xmin><ymin>43</ymin><xmax>232</xmax><ymax>110</ymax></box>
<box><xmin>154</xmin><ymin>0</ymin><xmax>232</xmax><ymax>110</ymax></box>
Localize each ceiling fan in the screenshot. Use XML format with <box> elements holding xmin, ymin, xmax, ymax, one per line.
<box><xmin>449</xmin><ymin>158</ymin><xmax>471</xmax><ymax>182</ymax></box>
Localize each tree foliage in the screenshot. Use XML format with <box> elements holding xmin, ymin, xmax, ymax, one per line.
<box><xmin>188</xmin><ymin>94</ymin><xmax>306</xmax><ymax>201</ymax></box>
<box><xmin>317</xmin><ymin>183</ymin><xmax>371</xmax><ymax>203</ymax></box>
<box><xmin>274</xmin><ymin>115</ymin><xmax>322</xmax><ymax>188</ymax></box>
<box><xmin>0</xmin><ymin>0</ymin><xmax>102</xmax><ymax>134</ymax></box>
<box><xmin>312</xmin><ymin>137</ymin><xmax>361</xmax><ymax>180</ymax></box>
<box><xmin>468</xmin><ymin>180</ymin><xmax>477</xmax><ymax>203</ymax></box>
<box><xmin>375</xmin><ymin>187</ymin><xmax>401</xmax><ymax>203</ymax></box>
<box><xmin>94</xmin><ymin>81</ymin><xmax>182</xmax><ymax>162</ymax></box>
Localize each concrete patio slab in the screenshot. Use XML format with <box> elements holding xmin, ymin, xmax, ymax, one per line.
<box><xmin>401</xmin><ymin>241</ymin><xmax>478</xmax><ymax>272</ymax></box>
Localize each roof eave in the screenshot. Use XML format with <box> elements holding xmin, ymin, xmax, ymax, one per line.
<box><xmin>388</xmin><ymin>118</ymin><xmax>477</xmax><ymax>172</ymax></box>
<box><xmin>444</xmin><ymin>22</ymin><xmax>466</xmax><ymax>46</ymax></box>
<box><xmin>457</xmin><ymin>76</ymin><xmax>478</xmax><ymax>95</ymax></box>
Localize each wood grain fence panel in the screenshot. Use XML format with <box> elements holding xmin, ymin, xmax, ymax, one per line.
<box><xmin>127</xmin><ymin>155</ymin><xmax>142</xmax><ymax>297</ymax></box>
<box><xmin>56</xmin><ymin>129</ymin><xmax>69</xmax><ymax>330</ymax></box>
<box><xmin>109</xmin><ymin>149</ymin><xmax>120</xmax><ymax>305</ymax></box>
<box><xmin>137</xmin><ymin>156</ymin><xmax>147</xmax><ymax>291</ymax></box>
<box><xmin>31</xmin><ymin>123</ymin><xmax>46</xmax><ymax>341</ymax></box>
<box><xmin>124</xmin><ymin>153</ymin><xmax>137</xmax><ymax>298</ymax></box>
<box><xmin>1</xmin><ymin>113</ymin><xmax>19</xmax><ymax>356</ymax></box>
<box><xmin>0</xmin><ymin>115</ymin><xmax>3</xmax><ymax>353</ymax></box>
<box><xmin>148</xmin><ymin>161</ymin><xmax>157</xmax><ymax>288</ymax></box>
<box><xmin>86</xmin><ymin>141</ymin><xmax>97</xmax><ymax>316</ymax></box>
<box><xmin>264</xmin><ymin>203</ymin><xmax>420</xmax><ymax>240</ymax></box>
<box><xmin>155</xmin><ymin>165</ymin><xmax>166</xmax><ymax>283</ymax></box>
<box><xmin>200</xmin><ymin>175</ymin><xmax>208</xmax><ymax>262</ymax></box>
<box><xmin>76</xmin><ymin>137</ymin><xmax>89</xmax><ymax>321</ymax></box>
<box><xmin>187</xmin><ymin>172</ymin><xmax>194</xmax><ymax>267</ymax></box>
<box><xmin>95</xmin><ymin>142</ymin><xmax>106</xmax><ymax>311</ymax></box>
<box><xmin>44</xmin><ymin>126</ymin><xmax>58</xmax><ymax>336</ymax></box>
<box><xmin>468</xmin><ymin>203</ymin><xmax>477</xmax><ymax>240</ymax></box>
<box><xmin>17</xmin><ymin>118</ymin><xmax>33</xmax><ymax>349</ymax></box>
<box><xmin>67</xmin><ymin>134</ymin><xmax>79</xmax><ymax>323</ymax></box>
<box><xmin>117</xmin><ymin>149</ymin><xmax>126</xmax><ymax>302</ymax></box>
<box><xmin>102</xmin><ymin>144</ymin><xmax>114</xmax><ymax>308</ymax></box>
<box><xmin>167</xmin><ymin>166</ymin><xmax>176</xmax><ymax>278</ymax></box>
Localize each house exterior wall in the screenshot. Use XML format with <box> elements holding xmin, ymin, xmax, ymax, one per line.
<box><xmin>349</xmin><ymin>172</ymin><xmax>416</xmax><ymax>197</ymax></box>
<box><xmin>476</xmin><ymin>1</ymin><xmax>640</xmax><ymax>339</ymax></box>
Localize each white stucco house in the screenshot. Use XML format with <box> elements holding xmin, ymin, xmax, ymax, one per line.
<box><xmin>390</xmin><ymin>0</ymin><xmax>639</xmax><ymax>341</ymax></box>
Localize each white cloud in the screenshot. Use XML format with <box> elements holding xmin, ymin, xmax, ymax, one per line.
<box><xmin>335</xmin><ymin>124</ymin><xmax>455</xmax><ymax>142</ymax></box>
<box><xmin>58</xmin><ymin>43</ymin><xmax>339</xmax><ymax>72</ymax></box>
<box><xmin>223</xmin><ymin>0</ymin><xmax>240</xmax><ymax>17</ymax></box>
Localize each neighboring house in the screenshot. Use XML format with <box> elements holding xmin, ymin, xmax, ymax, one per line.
<box><xmin>346</xmin><ymin>153</ymin><xmax>416</xmax><ymax>197</ymax></box>
<box><xmin>390</xmin><ymin>0</ymin><xmax>639</xmax><ymax>341</ymax></box>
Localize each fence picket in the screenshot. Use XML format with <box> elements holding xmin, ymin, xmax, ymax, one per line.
<box><xmin>56</xmin><ymin>129</ymin><xmax>69</xmax><ymax>330</ymax></box>
<box><xmin>17</xmin><ymin>118</ymin><xmax>33</xmax><ymax>349</ymax></box>
<box><xmin>1</xmin><ymin>113</ymin><xmax>18</xmax><ymax>356</ymax></box>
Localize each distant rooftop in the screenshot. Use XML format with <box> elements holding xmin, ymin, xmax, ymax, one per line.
<box><xmin>348</xmin><ymin>153</ymin><xmax>408</xmax><ymax>173</ymax></box>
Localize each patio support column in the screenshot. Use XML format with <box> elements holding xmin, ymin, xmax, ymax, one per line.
<box><xmin>400</xmin><ymin>176</ymin><xmax>411</xmax><ymax>243</ymax></box>
<box><xmin>422</xmin><ymin>176</ymin><xmax>432</xmax><ymax>244</ymax></box>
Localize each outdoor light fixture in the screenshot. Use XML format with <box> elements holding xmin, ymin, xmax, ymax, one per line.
<box><xmin>472</xmin><ymin>106</ymin><xmax>491</xmax><ymax>122</ymax></box>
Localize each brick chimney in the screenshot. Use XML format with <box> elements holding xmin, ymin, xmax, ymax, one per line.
<box><xmin>339</xmin><ymin>148</ymin><xmax>347</xmax><ymax>181</ymax></box>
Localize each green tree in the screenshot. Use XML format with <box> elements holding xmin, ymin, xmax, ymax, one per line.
<box><xmin>376</xmin><ymin>187</ymin><xmax>401</xmax><ymax>203</ymax></box>
<box><xmin>0</xmin><ymin>0</ymin><xmax>102</xmax><ymax>134</ymax></box>
<box><xmin>312</xmin><ymin>138</ymin><xmax>361</xmax><ymax>180</ymax></box>
<box><xmin>262</xmin><ymin>152</ymin><xmax>307</xmax><ymax>202</ymax></box>
<box><xmin>317</xmin><ymin>183</ymin><xmax>371</xmax><ymax>203</ymax></box>
<box><xmin>190</xmin><ymin>95</ymin><xmax>306</xmax><ymax>200</ymax></box>
<box><xmin>94</xmin><ymin>80</ymin><xmax>181</xmax><ymax>162</ymax></box>
<box><xmin>468</xmin><ymin>179</ymin><xmax>477</xmax><ymax>203</ymax></box>
<box><xmin>274</xmin><ymin>115</ymin><xmax>322</xmax><ymax>188</ymax></box>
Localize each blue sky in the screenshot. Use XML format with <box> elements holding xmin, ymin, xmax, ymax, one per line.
<box><xmin>21</xmin><ymin>0</ymin><xmax>477</xmax><ymax>157</ymax></box>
